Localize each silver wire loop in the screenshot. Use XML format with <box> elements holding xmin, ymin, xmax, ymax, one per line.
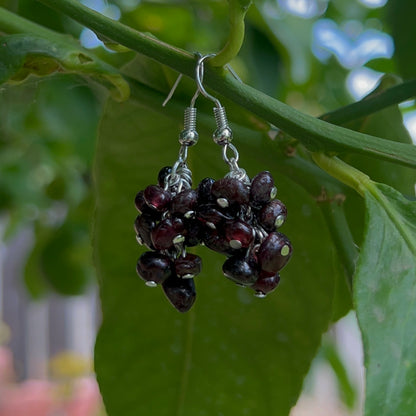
<box><xmin>165</xmin><ymin>145</ymin><xmax>192</xmax><ymax>195</ymax></box>
<box><xmin>222</xmin><ymin>144</ymin><xmax>250</xmax><ymax>183</ymax></box>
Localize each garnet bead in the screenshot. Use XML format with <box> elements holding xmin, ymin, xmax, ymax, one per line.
<box><xmin>196</xmin><ymin>204</ymin><xmax>233</xmax><ymax>227</ymax></box>
<box><xmin>250</xmin><ymin>171</ymin><xmax>276</xmax><ymax>205</ymax></box>
<box><xmin>224</xmin><ymin>220</ymin><xmax>254</xmax><ymax>249</ymax></box>
<box><xmin>144</xmin><ymin>185</ymin><xmax>171</xmax><ymax>211</ymax></box>
<box><xmin>158</xmin><ymin>166</ymin><xmax>172</xmax><ymax>187</ymax></box>
<box><xmin>134</xmin><ymin>214</ymin><xmax>156</xmax><ymax>249</ymax></box>
<box><xmin>183</xmin><ymin>218</ymin><xmax>202</xmax><ymax>247</ymax></box>
<box><xmin>151</xmin><ymin>217</ymin><xmax>186</xmax><ymax>250</ymax></box>
<box><xmin>174</xmin><ymin>253</ymin><xmax>202</xmax><ymax>278</ymax></box>
<box><xmin>222</xmin><ymin>255</ymin><xmax>259</xmax><ymax>286</ymax></box>
<box><xmin>211</xmin><ymin>177</ymin><xmax>250</xmax><ymax>205</ymax></box>
<box><xmin>252</xmin><ymin>271</ymin><xmax>280</xmax><ymax>297</ymax></box>
<box><xmin>134</xmin><ymin>190</ymin><xmax>147</xmax><ymax>213</ymax></box>
<box><xmin>258</xmin><ymin>200</ymin><xmax>287</xmax><ymax>231</ymax></box>
<box><xmin>257</xmin><ymin>232</ymin><xmax>293</xmax><ymax>273</ymax></box>
<box><xmin>162</xmin><ymin>275</ymin><xmax>196</xmax><ymax>313</ymax></box>
<box><xmin>197</xmin><ymin>177</ymin><xmax>216</xmax><ymax>204</ymax></box>
<box><xmin>136</xmin><ymin>251</ymin><xmax>172</xmax><ymax>286</ymax></box>
<box><xmin>202</xmin><ymin>228</ymin><xmax>240</xmax><ymax>256</ymax></box>
<box><xmin>171</xmin><ymin>188</ymin><xmax>198</xmax><ymax>216</ymax></box>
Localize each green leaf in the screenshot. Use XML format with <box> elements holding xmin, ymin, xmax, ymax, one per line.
<box><xmin>94</xmin><ymin>98</ymin><xmax>344</xmax><ymax>416</ymax></box>
<box><xmin>355</xmin><ymin>183</ymin><xmax>416</xmax><ymax>415</ymax></box>
<box><xmin>387</xmin><ymin>0</ymin><xmax>416</xmax><ymax>79</ymax></box>
<box><xmin>0</xmin><ymin>33</ymin><xmax>129</xmax><ymax>100</ymax></box>
<box><xmin>322</xmin><ymin>340</ymin><xmax>357</xmax><ymax>410</ymax></box>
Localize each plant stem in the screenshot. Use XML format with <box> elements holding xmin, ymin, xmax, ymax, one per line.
<box><xmin>312</xmin><ymin>153</ymin><xmax>371</xmax><ymax>197</ymax></box>
<box><xmin>319</xmin><ymin>202</ymin><xmax>357</xmax><ymax>283</ymax></box>
<box><xmin>210</xmin><ymin>0</ymin><xmax>249</xmax><ymax>67</ymax></box>
<box><xmin>0</xmin><ymin>5</ymin><xmax>64</xmax><ymax>37</ymax></box>
<box><xmin>321</xmin><ymin>79</ymin><xmax>416</xmax><ymax>125</ymax></box>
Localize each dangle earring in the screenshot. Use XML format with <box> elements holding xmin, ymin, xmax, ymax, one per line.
<box><xmin>133</xmin><ymin>88</ymin><xmax>202</xmax><ymax>312</ymax></box>
<box><xmin>134</xmin><ymin>54</ymin><xmax>293</xmax><ymax>313</ymax></box>
<box><xmin>193</xmin><ymin>55</ymin><xmax>293</xmax><ymax>298</ymax></box>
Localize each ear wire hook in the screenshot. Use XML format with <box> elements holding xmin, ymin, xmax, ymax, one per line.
<box><xmin>194</xmin><ymin>53</ymin><xmax>221</xmax><ymax>108</ymax></box>
<box><xmin>163</xmin><ymin>53</ymin><xmax>242</xmax><ymax>108</ymax></box>
<box><xmin>195</xmin><ymin>54</ymin><xmax>233</xmax><ymax>147</ymax></box>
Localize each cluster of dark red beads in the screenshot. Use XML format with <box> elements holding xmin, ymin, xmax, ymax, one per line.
<box><xmin>134</xmin><ymin>167</ymin><xmax>292</xmax><ymax>312</ymax></box>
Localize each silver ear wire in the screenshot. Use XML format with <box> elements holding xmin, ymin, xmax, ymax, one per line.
<box><xmin>162</xmin><ymin>54</ymin><xmax>246</xmax><ymax>182</ymax></box>
<box><xmin>195</xmin><ymin>54</ymin><xmax>233</xmax><ymax>146</ymax></box>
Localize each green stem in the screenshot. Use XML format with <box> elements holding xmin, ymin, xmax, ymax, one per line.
<box><xmin>312</xmin><ymin>152</ymin><xmax>371</xmax><ymax>197</ymax></box>
<box><xmin>3</xmin><ymin>3</ymin><xmax>416</xmax><ymax>167</ymax></box>
<box><xmin>319</xmin><ymin>202</ymin><xmax>357</xmax><ymax>283</ymax></box>
<box><xmin>210</xmin><ymin>0</ymin><xmax>249</xmax><ymax>67</ymax></box>
<box><xmin>321</xmin><ymin>79</ymin><xmax>416</xmax><ymax>125</ymax></box>
<box><xmin>0</xmin><ymin>5</ymin><xmax>63</xmax><ymax>37</ymax></box>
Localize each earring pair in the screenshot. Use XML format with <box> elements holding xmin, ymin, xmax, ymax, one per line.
<box><xmin>133</xmin><ymin>54</ymin><xmax>293</xmax><ymax>313</ymax></box>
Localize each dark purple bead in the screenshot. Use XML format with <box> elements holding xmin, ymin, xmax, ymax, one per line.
<box><xmin>136</xmin><ymin>251</ymin><xmax>172</xmax><ymax>286</ymax></box>
<box><xmin>171</xmin><ymin>189</ymin><xmax>198</xmax><ymax>216</ymax></box>
<box><xmin>211</xmin><ymin>177</ymin><xmax>250</xmax><ymax>206</ymax></box>
<box><xmin>222</xmin><ymin>255</ymin><xmax>259</xmax><ymax>286</ymax></box>
<box><xmin>196</xmin><ymin>204</ymin><xmax>233</xmax><ymax>228</ymax></box>
<box><xmin>134</xmin><ymin>190</ymin><xmax>146</xmax><ymax>213</ymax></box>
<box><xmin>202</xmin><ymin>228</ymin><xmax>240</xmax><ymax>256</ymax></box>
<box><xmin>158</xmin><ymin>166</ymin><xmax>172</xmax><ymax>187</ymax></box>
<box><xmin>252</xmin><ymin>271</ymin><xmax>280</xmax><ymax>297</ymax></box>
<box><xmin>162</xmin><ymin>274</ymin><xmax>196</xmax><ymax>312</ymax></box>
<box><xmin>144</xmin><ymin>185</ymin><xmax>171</xmax><ymax>211</ymax></box>
<box><xmin>258</xmin><ymin>200</ymin><xmax>287</xmax><ymax>231</ymax></box>
<box><xmin>197</xmin><ymin>177</ymin><xmax>216</xmax><ymax>204</ymax></box>
<box><xmin>151</xmin><ymin>217</ymin><xmax>185</xmax><ymax>250</ymax></box>
<box><xmin>134</xmin><ymin>214</ymin><xmax>156</xmax><ymax>249</ymax></box>
<box><xmin>184</xmin><ymin>219</ymin><xmax>202</xmax><ymax>247</ymax></box>
<box><xmin>174</xmin><ymin>253</ymin><xmax>202</xmax><ymax>278</ymax></box>
<box><xmin>224</xmin><ymin>220</ymin><xmax>254</xmax><ymax>249</ymax></box>
<box><xmin>257</xmin><ymin>232</ymin><xmax>293</xmax><ymax>273</ymax></box>
<box><xmin>250</xmin><ymin>171</ymin><xmax>276</xmax><ymax>205</ymax></box>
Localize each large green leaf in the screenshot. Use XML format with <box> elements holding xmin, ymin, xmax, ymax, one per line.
<box><xmin>355</xmin><ymin>183</ymin><xmax>416</xmax><ymax>415</ymax></box>
<box><xmin>387</xmin><ymin>0</ymin><xmax>416</xmax><ymax>79</ymax></box>
<box><xmin>93</xmin><ymin>97</ymin><xmax>345</xmax><ymax>415</ymax></box>
<box><xmin>0</xmin><ymin>33</ymin><xmax>129</xmax><ymax>100</ymax></box>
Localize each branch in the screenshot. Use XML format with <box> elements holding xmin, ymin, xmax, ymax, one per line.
<box><xmin>4</xmin><ymin>2</ymin><xmax>416</xmax><ymax>168</ymax></box>
<box><xmin>319</xmin><ymin>202</ymin><xmax>357</xmax><ymax>284</ymax></box>
<box><xmin>321</xmin><ymin>79</ymin><xmax>416</xmax><ymax>125</ymax></box>
<box><xmin>210</xmin><ymin>0</ymin><xmax>250</xmax><ymax>67</ymax></box>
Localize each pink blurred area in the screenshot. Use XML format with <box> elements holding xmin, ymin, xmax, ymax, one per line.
<box><xmin>0</xmin><ymin>347</ymin><xmax>103</xmax><ymax>416</ymax></box>
<box><xmin>0</xmin><ymin>380</ymin><xmax>56</xmax><ymax>416</ymax></box>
